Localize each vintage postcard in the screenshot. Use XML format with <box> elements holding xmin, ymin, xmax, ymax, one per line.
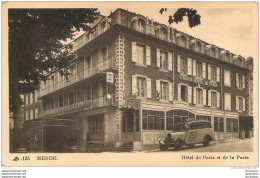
<box><xmin>2</xmin><ymin>2</ymin><xmax>258</xmax><ymax>166</ymax></box>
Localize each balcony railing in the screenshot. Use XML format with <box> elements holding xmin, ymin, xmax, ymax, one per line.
<box><xmin>39</xmin><ymin>57</ymin><xmax>116</xmax><ymax>97</ymax></box>
<box><xmin>38</xmin><ymin>94</ymin><xmax>116</xmax><ymax>118</ymax></box>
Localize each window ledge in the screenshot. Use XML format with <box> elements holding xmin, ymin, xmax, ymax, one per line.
<box><xmin>224</xmin><ymin>84</ymin><xmax>231</xmax><ymax>87</ymax></box>
<box><xmin>135</xmin><ymin>63</ymin><xmax>147</xmax><ymax>68</ymax></box>
<box><xmin>158</xmin><ymin>68</ymin><xmax>169</xmax><ymax>73</ymax></box>
<box><xmin>237</xmin><ymin>87</ymin><xmax>244</xmax><ymax>90</ymax></box>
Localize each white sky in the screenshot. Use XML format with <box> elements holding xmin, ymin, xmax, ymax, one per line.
<box><xmin>96</xmin><ymin>4</ymin><xmax>258</xmax><ymax>61</ymax></box>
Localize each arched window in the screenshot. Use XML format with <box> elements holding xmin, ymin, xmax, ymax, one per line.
<box><xmin>196</xmin><ymin>41</ymin><xmax>202</xmax><ymax>52</ymax></box>
<box><xmin>180</xmin><ymin>36</ymin><xmax>186</xmax><ymax>47</ymax></box>
<box><xmin>161</xmin><ymin>28</ymin><xmax>167</xmax><ymax>40</ymax></box>
<box><xmin>211</xmin><ymin>47</ymin><xmax>216</xmax><ymax>57</ymax></box>
<box><xmin>137</xmin><ymin>19</ymin><xmax>145</xmax><ymax>32</ymax></box>
<box><xmin>225</xmin><ymin>53</ymin><xmax>230</xmax><ymax>62</ymax></box>
<box><xmin>100</xmin><ymin>21</ymin><xmax>106</xmax><ymax>32</ymax></box>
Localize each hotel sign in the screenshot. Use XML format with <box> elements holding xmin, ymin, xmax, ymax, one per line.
<box><xmin>179</xmin><ymin>74</ymin><xmax>217</xmax><ymax>87</ymax></box>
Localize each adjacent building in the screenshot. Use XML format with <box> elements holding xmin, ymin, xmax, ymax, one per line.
<box><xmin>23</xmin><ymin>9</ymin><xmax>254</xmax><ymax>152</ymax></box>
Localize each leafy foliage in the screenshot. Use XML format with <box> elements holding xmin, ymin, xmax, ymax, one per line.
<box><xmin>9</xmin><ymin>9</ymin><xmax>99</xmax><ymax>113</ymax></box>
<box><xmin>160</xmin><ymin>8</ymin><xmax>201</xmax><ymax>28</ymax></box>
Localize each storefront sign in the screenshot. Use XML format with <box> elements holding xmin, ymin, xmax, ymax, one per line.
<box><xmin>106</xmin><ymin>72</ymin><xmax>114</xmax><ymax>83</ymax></box>
<box><xmin>179</xmin><ymin>74</ymin><xmax>218</xmax><ymax>87</ymax></box>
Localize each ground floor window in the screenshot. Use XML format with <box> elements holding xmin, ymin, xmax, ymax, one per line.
<box><xmin>226</xmin><ymin>118</ymin><xmax>238</xmax><ymax>132</ymax></box>
<box><xmin>89</xmin><ymin>115</ymin><xmax>104</xmax><ymax>133</ymax></box>
<box><xmin>135</xmin><ymin>110</ymin><xmax>139</xmax><ymax>132</ymax></box>
<box><xmin>214</xmin><ymin>117</ymin><xmax>224</xmax><ymax>132</ymax></box>
<box><xmin>142</xmin><ymin>110</ymin><xmax>164</xmax><ymax>130</ymax></box>
<box><xmin>166</xmin><ymin>110</ymin><xmax>195</xmax><ymax>130</ymax></box>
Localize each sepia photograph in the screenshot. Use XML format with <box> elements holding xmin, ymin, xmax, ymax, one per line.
<box><xmin>2</xmin><ymin>2</ymin><xmax>258</xmax><ymax>167</ymax></box>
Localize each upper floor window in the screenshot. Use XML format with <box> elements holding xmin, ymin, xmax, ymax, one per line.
<box><xmin>211</xmin><ymin>91</ymin><xmax>217</xmax><ymax>107</ymax></box>
<box><xmin>160</xmin><ymin>51</ymin><xmax>167</xmax><ymax>70</ymax></box>
<box><xmin>100</xmin><ymin>21</ymin><xmax>106</xmax><ymax>33</ymax></box>
<box><xmin>225</xmin><ymin>53</ymin><xmax>231</xmax><ymax>62</ymax></box>
<box><xmin>101</xmin><ymin>47</ymin><xmax>107</xmax><ymax>61</ymax></box>
<box><xmin>211</xmin><ymin>66</ymin><xmax>217</xmax><ymax>81</ymax></box>
<box><xmin>196</xmin><ymin>88</ymin><xmax>203</xmax><ymax>105</ymax></box>
<box><xmin>224</xmin><ymin>93</ymin><xmax>231</xmax><ymax>110</ymax></box>
<box><xmin>224</xmin><ymin>69</ymin><xmax>231</xmax><ymax>87</ymax></box>
<box><xmin>132</xmin><ymin>42</ymin><xmax>151</xmax><ymax>66</ymax></box>
<box><xmin>238</xmin><ymin>97</ymin><xmax>243</xmax><ymax>111</ymax></box>
<box><xmin>160</xmin><ymin>81</ymin><xmax>168</xmax><ymax>100</ymax></box>
<box><xmin>180</xmin><ymin>36</ymin><xmax>186</xmax><ymax>47</ymax></box>
<box><xmin>85</xmin><ymin>56</ymin><xmax>91</xmax><ymax>69</ymax></box>
<box><xmin>137</xmin><ymin>76</ymin><xmax>146</xmax><ymax>97</ymax></box>
<box><xmin>181</xmin><ymin>85</ymin><xmax>188</xmax><ymax>102</ymax></box>
<box><xmin>180</xmin><ymin>57</ymin><xmax>187</xmax><ymax>74</ymax></box>
<box><xmin>236</xmin><ymin>73</ymin><xmax>244</xmax><ymax>89</ymax></box>
<box><xmin>196</xmin><ymin>61</ymin><xmax>203</xmax><ymax>78</ymax></box>
<box><xmin>50</xmin><ymin>98</ymin><xmax>54</xmax><ymax>109</ymax></box>
<box><xmin>59</xmin><ymin>95</ymin><xmax>63</xmax><ymax>107</ymax></box>
<box><xmin>137</xmin><ymin>19</ymin><xmax>145</xmax><ymax>32</ymax></box>
<box><xmin>161</xmin><ymin>28</ymin><xmax>167</xmax><ymax>40</ymax></box>
<box><xmin>69</xmin><ymin>90</ymin><xmax>76</xmax><ymax>105</ymax></box>
<box><xmin>196</xmin><ymin>41</ymin><xmax>202</xmax><ymax>52</ymax></box>
<box><xmin>136</xmin><ymin>44</ymin><xmax>145</xmax><ymax>65</ymax></box>
<box><xmin>211</xmin><ymin>48</ymin><xmax>216</xmax><ymax>57</ymax></box>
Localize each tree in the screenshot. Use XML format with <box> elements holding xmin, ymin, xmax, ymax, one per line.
<box><xmin>9</xmin><ymin>9</ymin><xmax>100</xmax><ymax>128</ymax></box>
<box><xmin>159</xmin><ymin>8</ymin><xmax>201</xmax><ymax>28</ymax></box>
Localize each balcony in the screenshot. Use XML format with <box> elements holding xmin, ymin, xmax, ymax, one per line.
<box><xmin>39</xmin><ymin>57</ymin><xmax>116</xmax><ymax>97</ymax></box>
<box><xmin>38</xmin><ymin>94</ymin><xmax>116</xmax><ymax>118</ymax></box>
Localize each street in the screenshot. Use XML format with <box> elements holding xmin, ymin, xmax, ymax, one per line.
<box><xmin>146</xmin><ymin>138</ymin><xmax>253</xmax><ymax>152</ymax></box>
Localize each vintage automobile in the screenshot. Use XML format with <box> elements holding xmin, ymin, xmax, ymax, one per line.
<box><xmin>158</xmin><ymin>120</ymin><xmax>215</xmax><ymax>150</ymax></box>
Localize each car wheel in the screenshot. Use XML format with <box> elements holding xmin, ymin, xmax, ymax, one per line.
<box><xmin>174</xmin><ymin>139</ymin><xmax>183</xmax><ymax>151</ymax></box>
<box><xmin>159</xmin><ymin>144</ymin><xmax>168</xmax><ymax>151</ymax></box>
<box><xmin>203</xmin><ymin>135</ymin><xmax>211</xmax><ymax>146</ymax></box>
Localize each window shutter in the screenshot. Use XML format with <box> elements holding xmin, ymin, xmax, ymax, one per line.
<box><xmin>193</xmin><ymin>87</ymin><xmax>197</xmax><ymax>104</ymax></box>
<box><xmin>202</xmin><ymin>63</ymin><xmax>206</xmax><ymax>79</ymax></box>
<box><xmin>146</xmin><ymin>78</ymin><xmax>152</xmax><ymax>98</ymax></box>
<box><xmin>236</xmin><ymin>73</ymin><xmax>238</xmax><ymax>88</ymax></box>
<box><xmin>208</xmin><ymin>90</ymin><xmax>211</xmax><ymax>106</ymax></box>
<box><xmin>146</xmin><ymin>46</ymin><xmax>151</xmax><ymax>66</ymax></box>
<box><xmin>156</xmin><ymin>49</ymin><xmax>160</xmax><ymax>68</ymax></box>
<box><xmin>177</xmin><ymin>55</ymin><xmax>181</xmax><ymax>73</ymax></box>
<box><xmin>168</xmin><ymin>52</ymin><xmax>173</xmax><ymax>71</ymax></box>
<box><xmin>236</xmin><ymin>96</ymin><xmax>239</xmax><ymax>110</ymax></box>
<box><xmin>188</xmin><ymin>58</ymin><xmax>192</xmax><ymax>75</ymax></box>
<box><xmin>203</xmin><ymin>89</ymin><xmax>207</xmax><ymax>106</ymax></box>
<box><xmin>208</xmin><ymin>65</ymin><xmax>211</xmax><ymax>80</ymax></box>
<box><xmin>169</xmin><ymin>83</ymin><xmax>173</xmax><ymax>101</ymax></box>
<box><xmin>217</xmin><ymin>67</ymin><xmax>220</xmax><ymax>82</ymax></box>
<box><xmin>243</xmin><ymin>98</ymin><xmax>245</xmax><ymax>111</ymax></box>
<box><xmin>178</xmin><ymin>84</ymin><xmax>181</xmax><ymax>101</ymax></box>
<box><xmin>132</xmin><ymin>42</ymin><xmax>137</xmax><ymax>62</ymax></box>
<box><xmin>193</xmin><ymin>60</ymin><xmax>196</xmax><ymax>76</ymax></box>
<box><xmin>132</xmin><ymin>75</ymin><xmax>137</xmax><ymax>94</ymax></box>
<box><xmin>242</xmin><ymin>75</ymin><xmax>245</xmax><ymax>88</ymax></box>
<box><xmin>188</xmin><ymin>86</ymin><xmax>192</xmax><ymax>103</ymax></box>
<box><xmin>217</xmin><ymin>92</ymin><xmax>220</xmax><ymax>108</ymax></box>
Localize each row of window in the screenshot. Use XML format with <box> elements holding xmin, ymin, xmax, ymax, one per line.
<box><xmin>131</xmin><ymin>75</ymin><xmax>246</xmax><ymax>112</ymax></box>
<box><xmin>133</xmin><ymin>17</ymin><xmax>245</xmax><ymax>68</ymax></box>
<box><xmin>132</xmin><ymin>75</ymin><xmax>172</xmax><ymax>101</ymax></box>
<box><xmin>43</xmin><ymin>81</ymin><xmax>108</xmax><ymax>111</ymax></box>
<box><xmin>24</xmin><ymin>92</ymin><xmax>38</xmax><ymax>106</ymax></box>
<box><xmin>122</xmin><ymin>109</ymin><xmax>239</xmax><ymax>133</ymax></box>
<box><xmin>131</xmin><ymin>41</ymin><xmax>245</xmax><ymax>89</ymax></box>
<box><xmin>132</xmin><ymin>42</ymin><xmax>173</xmax><ymax>71</ymax></box>
<box><xmin>25</xmin><ymin>108</ymin><xmax>38</xmax><ymax>120</ymax></box>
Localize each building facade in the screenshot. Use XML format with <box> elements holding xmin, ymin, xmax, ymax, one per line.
<box><xmin>23</xmin><ymin>9</ymin><xmax>253</xmax><ymax>152</ymax></box>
